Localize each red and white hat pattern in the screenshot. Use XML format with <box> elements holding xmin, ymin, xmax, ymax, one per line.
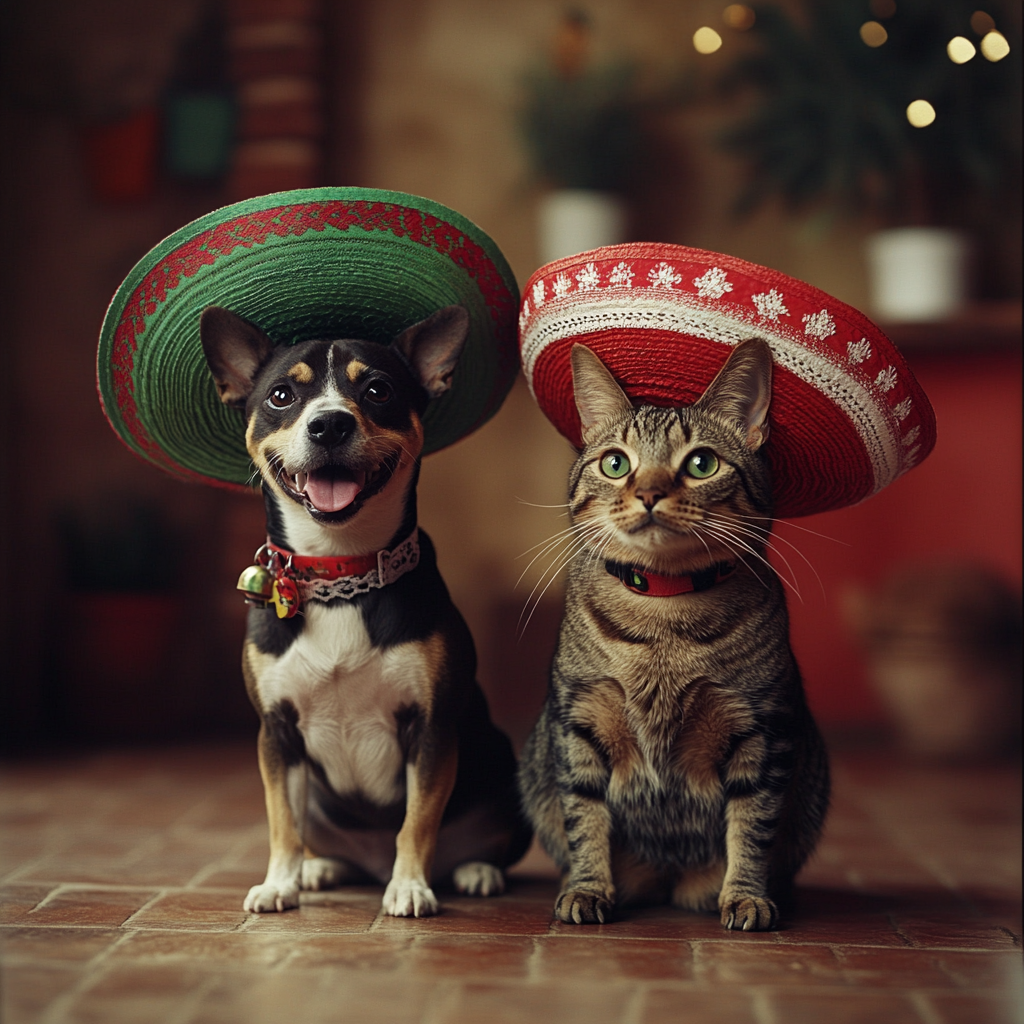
<box><xmin>519</xmin><ymin>243</ymin><xmax>936</xmax><ymax>518</ymax></box>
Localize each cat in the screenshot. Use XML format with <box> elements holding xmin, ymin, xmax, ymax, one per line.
<box><xmin>518</xmin><ymin>339</ymin><xmax>830</xmax><ymax>930</ymax></box>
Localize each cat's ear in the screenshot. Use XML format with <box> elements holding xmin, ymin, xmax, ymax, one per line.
<box><xmin>696</xmin><ymin>338</ymin><xmax>773</xmax><ymax>451</ymax></box>
<box><xmin>200</xmin><ymin>306</ymin><xmax>275</xmax><ymax>408</ymax></box>
<box><xmin>572</xmin><ymin>344</ymin><xmax>633</xmax><ymax>443</ymax></box>
<box><xmin>392</xmin><ymin>305</ymin><xmax>469</xmax><ymax>399</ymax></box>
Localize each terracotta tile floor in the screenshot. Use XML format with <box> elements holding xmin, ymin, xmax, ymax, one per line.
<box><xmin>1</xmin><ymin>743</ymin><xmax>1020</xmax><ymax>1024</ymax></box>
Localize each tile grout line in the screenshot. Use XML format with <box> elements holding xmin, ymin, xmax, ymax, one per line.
<box><xmin>38</xmin><ymin>929</ymin><xmax>138</xmax><ymax>1024</ymax></box>
<box><xmin>907</xmin><ymin>990</ymin><xmax>944</xmax><ymax>1024</ymax></box>
<box><xmin>619</xmin><ymin>985</ymin><xmax>647</xmax><ymax>1024</ymax></box>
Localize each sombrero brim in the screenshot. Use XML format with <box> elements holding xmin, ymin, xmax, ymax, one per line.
<box><xmin>98</xmin><ymin>188</ymin><xmax>520</xmax><ymax>490</ymax></box>
<box><xmin>519</xmin><ymin>243</ymin><xmax>936</xmax><ymax>519</ymax></box>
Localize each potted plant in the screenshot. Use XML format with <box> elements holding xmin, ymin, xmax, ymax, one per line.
<box><xmin>718</xmin><ymin>0</ymin><xmax>1020</xmax><ymax>320</ymax></box>
<box><xmin>520</xmin><ymin>12</ymin><xmax>643</xmax><ymax>263</ymax></box>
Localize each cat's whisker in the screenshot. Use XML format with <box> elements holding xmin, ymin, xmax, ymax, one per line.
<box><xmin>517</xmin><ymin>521</ymin><xmax>605</xmax><ymax>611</ymax></box>
<box><xmin>731</xmin><ymin>513</ymin><xmax>849</xmax><ymax>546</ymax></box>
<box><xmin>692</xmin><ymin>524</ymin><xmax>771</xmax><ymax>592</ymax></box>
<box><xmin>698</xmin><ymin>522</ymin><xmax>803</xmax><ymax>602</ymax></box>
<box><xmin>517</xmin><ymin>521</ymin><xmax>587</xmax><ymax>556</ymax></box>
<box><xmin>515</xmin><ymin>524</ymin><xmax>589</xmax><ymax>582</ymax></box>
<box><xmin>701</xmin><ymin>515</ymin><xmax>804</xmax><ymax>598</ymax></box>
<box><xmin>516</xmin><ymin>497</ymin><xmax>572</xmax><ymax>509</ymax></box>
<box><xmin>703</xmin><ymin>512</ymin><xmax>826</xmax><ymax>601</ymax></box>
<box><xmin>517</xmin><ymin>528</ymin><xmax>603</xmax><ymax>639</ymax></box>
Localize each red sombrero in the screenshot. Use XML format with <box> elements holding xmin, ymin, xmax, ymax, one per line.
<box><xmin>519</xmin><ymin>243</ymin><xmax>935</xmax><ymax>518</ymax></box>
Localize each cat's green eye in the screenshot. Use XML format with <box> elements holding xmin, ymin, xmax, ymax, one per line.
<box><xmin>684</xmin><ymin>449</ymin><xmax>720</xmax><ymax>479</ymax></box>
<box><xmin>600</xmin><ymin>451</ymin><xmax>631</xmax><ymax>479</ymax></box>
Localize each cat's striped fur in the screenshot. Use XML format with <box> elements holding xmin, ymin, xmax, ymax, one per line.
<box><xmin>518</xmin><ymin>340</ymin><xmax>829</xmax><ymax>930</ymax></box>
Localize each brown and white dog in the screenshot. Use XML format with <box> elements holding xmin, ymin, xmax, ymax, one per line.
<box><xmin>201</xmin><ymin>304</ymin><xmax>530</xmax><ymax>917</ymax></box>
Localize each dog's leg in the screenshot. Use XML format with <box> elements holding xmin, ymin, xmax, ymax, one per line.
<box><xmin>244</xmin><ymin>725</ymin><xmax>304</xmax><ymax>913</ymax></box>
<box><xmin>301</xmin><ymin>856</ymin><xmax>364</xmax><ymax>891</ymax></box>
<box><xmin>382</xmin><ymin>739</ymin><xmax>457</xmax><ymax>918</ymax></box>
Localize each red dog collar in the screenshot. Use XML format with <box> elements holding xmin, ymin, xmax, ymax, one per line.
<box><xmin>237</xmin><ymin>529</ymin><xmax>421</xmax><ymax>617</ymax></box>
<box><xmin>606</xmin><ymin>559</ymin><xmax>736</xmax><ymax>597</ymax></box>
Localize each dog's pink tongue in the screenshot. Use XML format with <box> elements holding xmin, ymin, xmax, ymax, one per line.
<box><xmin>305</xmin><ymin>472</ymin><xmax>363</xmax><ymax>513</ymax></box>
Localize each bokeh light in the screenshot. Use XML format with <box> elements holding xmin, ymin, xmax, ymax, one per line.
<box><xmin>723</xmin><ymin>4</ymin><xmax>756</xmax><ymax>31</ymax></box>
<box><xmin>980</xmin><ymin>30</ymin><xmax>1010</xmax><ymax>61</ymax></box>
<box><xmin>870</xmin><ymin>0</ymin><xmax>897</xmax><ymax>17</ymax></box>
<box><xmin>906</xmin><ymin>99</ymin><xmax>936</xmax><ymax>128</ymax></box>
<box><xmin>970</xmin><ymin>10</ymin><xmax>996</xmax><ymax>35</ymax></box>
<box><xmin>693</xmin><ymin>27</ymin><xmax>723</xmax><ymax>54</ymax></box>
<box><xmin>947</xmin><ymin>36</ymin><xmax>977</xmax><ymax>63</ymax></box>
<box><xmin>860</xmin><ymin>21</ymin><xmax>888</xmax><ymax>47</ymax></box>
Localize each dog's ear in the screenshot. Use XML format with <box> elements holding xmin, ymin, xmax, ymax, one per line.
<box><xmin>391</xmin><ymin>305</ymin><xmax>469</xmax><ymax>400</ymax></box>
<box><xmin>200</xmin><ymin>306</ymin><xmax>275</xmax><ymax>409</ymax></box>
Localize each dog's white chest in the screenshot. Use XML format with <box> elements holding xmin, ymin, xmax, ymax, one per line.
<box><xmin>256</xmin><ymin>603</ymin><xmax>428</xmax><ymax>805</ymax></box>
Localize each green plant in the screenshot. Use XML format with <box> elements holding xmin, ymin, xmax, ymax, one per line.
<box><xmin>719</xmin><ymin>0</ymin><xmax>1021</xmax><ymax>225</ymax></box>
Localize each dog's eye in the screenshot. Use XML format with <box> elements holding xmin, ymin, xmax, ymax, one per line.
<box><xmin>268</xmin><ymin>386</ymin><xmax>295</xmax><ymax>409</ymax></box>
<box><xmin>365</xmin><ymin>381</ymin><xmax>393</xmax><ymax>404</ymax></box>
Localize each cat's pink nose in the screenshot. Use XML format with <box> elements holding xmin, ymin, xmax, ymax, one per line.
<box><xmin>635</xmin><ymin>489</ymin><xmax>665</xmax><ymax>511</ymax></box>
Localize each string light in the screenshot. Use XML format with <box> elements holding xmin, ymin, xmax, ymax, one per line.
<box><xmin>970</xmin><ymin>11</ymin><xmax>996</xmax><ymax>35</ymax></box>
<box><xmin>947</xmin><ymin>36</ymin><xmax>977</xmax><ymax>63</ymax></box>
<box><xmin>980</xmin><ymin>30</ymin><xmax>1010</xmax><ymax>61</ymax></box>
<box><xmin>693</xmin><ymin>27</ymin><xmax>723</xmax><ymax>54</ymax></box>
<box><xmin>906</xmin><ymin>100</ymin><xmax>936</xmax><ymax>128</ymax></box>
<box><xmin>860</xmin><ymin>21</ymin><xmax>888</xmax><ymax>47</ymax></box>
<box><xmin>723</xmin><ymin>5</ymin><xmax>755</xmax><ymax>31</ymax></box>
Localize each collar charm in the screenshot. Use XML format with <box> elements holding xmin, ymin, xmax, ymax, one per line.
<box><xmin>236</xmin><ymin>529</ymin><xmax>420</xmax><ymax>618</ymax></box>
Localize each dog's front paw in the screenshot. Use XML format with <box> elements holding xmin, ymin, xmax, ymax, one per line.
<box><xmin>720</xmin><ymin>894</ymin><xmax>778</xmax><ymax>931</ymax></box>
<box><xmin>244</xmin><ymin>882</ymin><xmax>300</xmax><ymax>913</ymax></box>
<box><xmin>453</xmin><ymin>861</ymin><xmax>505</xmax><ymax>897</ymax></box>
<box><xmin>382</xmin><ymin>877</ymin><xmax>439</xmax><ymax>918</ymax></box>
<box><xmin>301</xmin><ymin>857</ymin><xmax>354</xmax><ymax>892</ymax></box>
<box><xmin>555</xmin><ymin>887</ymin><xmax>613</xmax><ymax>925</ymax></box>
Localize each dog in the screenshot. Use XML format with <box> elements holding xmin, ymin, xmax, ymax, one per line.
<box><xmin>201</xmin><ymin>304</ymin><xmax>530</xmax><ymax>917</ymax></box>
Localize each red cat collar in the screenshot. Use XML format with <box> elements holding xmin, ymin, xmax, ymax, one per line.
<box><xmin>606</xmin><ymin>559</ymin><xmax>736</xmax><ymax>597</ymax></box>
<box><xmin>236</xmin><ymin>529</ymin><xmax>420</xmax><ymax>617</ymax></box>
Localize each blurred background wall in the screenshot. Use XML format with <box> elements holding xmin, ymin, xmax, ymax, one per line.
<box><xmin>1</xmin><ymin>0</ymin><xmax>1020</xmax><ymax>754</ymax></box>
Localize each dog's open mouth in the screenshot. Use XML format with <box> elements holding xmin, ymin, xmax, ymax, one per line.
<box><xmin>274</xmin><ymin>455</ymin><xmax>400</xmax><ymax>521</ymax></box>
<box><xmin>294</xmin><ymin>466</ymin><xmax>366</xmax><ymax>514</ymax></box>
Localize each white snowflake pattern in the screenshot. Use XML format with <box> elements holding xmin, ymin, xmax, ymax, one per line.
<box><xmin>552</xmin><ymin>273</ymin><xmax>573</xmax><ymax>298</ymax></box>
<box><xmin>846</xmin><ymin>338</ymin><xmax>872</xmax><ymax>365</ymax></box>
<box><xmin>875</xmin><ymin>366</ymin><xmax>898</xmax><ymax>392</ymax></box>
<box><xmin>751</xmin><ymin>289</ymin><xmax>788</xmax><ymax>320</ymax></box>
<box><xmin>609</xmin><ymin>261</ymin><xmax>635</xmax><ymax>288</ymax></box>
<box><xmin>693</xmin><ymin>266</ymin><xmax>733</xmax><ymax>299</ymax></box>
<box><xmin>532</xmin><ymin>280</ymin><xmax>545</xmax><ymax>308</ymax></box>
<box><xmin>648</xmin><ymin>262</ymin><xmax>683</xmax><ymax>289</ymax></box>
<box><xmin>575</xmin><ymin>263</ymin><xmax>601</xmax><ymax>292</ymax></box>
<box><xmin>893</xmin><ymin>398</ymin><xmax>913</xmax><ymax>421</ymax></box>
<box><xmin>802</xmin><ymin>309</ymin><xmax>836</xmax><ymax>339</ymax></box>
<box><xmin>518</xmin><ymin>300</ymin><xmax>530</xmax><ymax>331</ymax></box>
<box><xmin>901</xmin><ymin>426</ymin><xmax>921</xmax><ymax>446</ymax></box>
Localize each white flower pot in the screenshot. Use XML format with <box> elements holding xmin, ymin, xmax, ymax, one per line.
<box><xmin>538</xmin><ymin>189</ymin><xmax>626</xmax><ymax>265</ymax></box>
<box><xmin>865</xmin><ymin>227</ymin><xmax>969</xmax><ymax>322</ymax></box>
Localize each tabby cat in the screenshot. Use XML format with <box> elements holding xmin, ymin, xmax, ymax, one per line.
<box><xmin>518</xmin><ymin>339</ymin><xmax>829</xmax><ymax>930</ymax></box>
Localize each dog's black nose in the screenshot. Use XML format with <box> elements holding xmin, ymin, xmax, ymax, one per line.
<box><xmin>307</xmin><ymin>410</ymin><xmax>356</xmax><ymax>446</ymax></box>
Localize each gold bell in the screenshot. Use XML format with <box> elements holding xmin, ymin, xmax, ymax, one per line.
<box><xmin>236</xmin><ymin>564</ymin><xmax>274</xmax><ymax>606</ymax></box>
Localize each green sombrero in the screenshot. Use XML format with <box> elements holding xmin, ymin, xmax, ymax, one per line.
<box><xmin>97</xmin><ymin>187</ymin><xmax>520</xmax><ymax>490</ymax></box>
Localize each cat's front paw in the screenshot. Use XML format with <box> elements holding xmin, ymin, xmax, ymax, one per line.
<box><xmin>720</xmin><ymin>895</ymin><xmax>778</xmax><ymax>931</ymax></box>
<box><xmin>382</xmin><ymin>876</ymin><xmax>439</xmax><ymax>918</ymax></box>
<box><xmin>244</xmin><ymin>882</ymin><xmax>300</xmax><ymax>913</ymax></box>
<box><xmin>555</xmin><ymin>887</ymin><xmax>613</xmax><ymax>925</ymax></box>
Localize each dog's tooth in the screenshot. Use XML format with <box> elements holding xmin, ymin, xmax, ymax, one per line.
<box><xmin>295</xmin><ymin>472</ymin><xmax>307</xmax><ymax>492</ymax></box>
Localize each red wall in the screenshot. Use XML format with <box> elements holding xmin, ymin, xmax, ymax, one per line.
<box><xmin>778</xmin><ymin>350</ymin><xmax>1023</xmax><ymax>726</ymax></box>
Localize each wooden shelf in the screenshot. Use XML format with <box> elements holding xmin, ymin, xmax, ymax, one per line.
<box><xmin>881</xmin><ymin>301</ymin><xmax>1022</xmax><ymax>353</ymax></box>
